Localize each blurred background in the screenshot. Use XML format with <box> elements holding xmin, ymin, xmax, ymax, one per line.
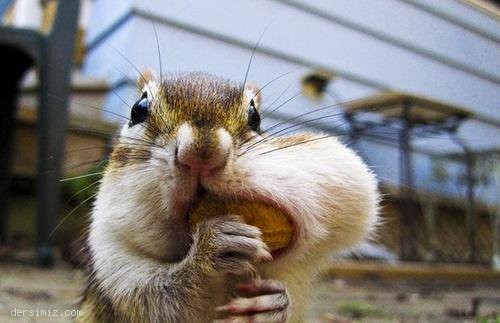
<box><xmin>0</xmin><ymin>0</ymin><xmax>499</xmax><ymax>322</ymax></box>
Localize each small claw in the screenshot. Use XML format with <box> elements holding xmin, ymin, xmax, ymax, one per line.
<box><xmin>215</xmin><ymin>293</ymin><xmax>288</xmax><ymax>315</ymax></box>
<box><xmin>215</xmin><ymin>304</ymin><xmax>231</xmax><ymax>312</ymax></box>
<box><xmin>235</xmin><ymin>279</ymin><xmax>285</xmax><ymax>297</ymax></box>
<box><xmin>257</xmin><ymin>248</ymin><xmax>273</xmax><ymax>262</ymax></box>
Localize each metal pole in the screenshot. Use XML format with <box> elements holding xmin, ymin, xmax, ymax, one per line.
<box><xmin>0</xmin><ymin>48</ymin><xmax>32</xmax><ymax>243</ymax></box>
<box><xmin>36</xmin><ymin>0</ymin><xmax>80</xmax><ymax>267</ymax></box>
<box><xmin>464</xmin><ymin>150</ymin><xmax>476</xmax><ymax>263</ymax></box>
<box><xmin>451</xmin><ymin>135</ymin><xmax>477</xmax><ymax>263</ymax></box>
<box><xmin>421</xmin><ymin>192</ymin><xmax>438</xmax><ymax>262</ymax></box>
<box><xmin>399</xmin><ymin>100</ymin><xmax>417</xmax><ymax>261</ymax></box>
<box><xmin>493</xmin><ymin>162</ymin><xmax>500</xmax><ymax>270</ymax></box>
<box><xmin>400</xmin><ymin>104</ymin><xmax>413</xmax><ymax>189</ymax></box>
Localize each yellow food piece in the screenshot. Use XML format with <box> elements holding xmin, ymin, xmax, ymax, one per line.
<box><xmin>189</xmin><ymin>195</ymin><xmax>293</xmax><ymax>251</ymax></box>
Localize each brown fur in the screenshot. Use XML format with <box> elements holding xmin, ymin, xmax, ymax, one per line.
<box><xmin>152</xmin><ymin>73</ymin><xmax>247</xmax><ymax>138</ymax></box>
<box><xmin>272</xmin><ymin>133</ymin><xmax>316</xmax><ymax>148</ymax></box>
<box><xmin>109</xmin><ymin>73</ymin><xmax>253</xmax><ymax>168</ymax></box>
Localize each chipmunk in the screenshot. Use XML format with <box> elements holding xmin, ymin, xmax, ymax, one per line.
<box><xmin>78</xmin><ymin>71</ymin><xmax>379</xmax><ymax>322</ymax></box>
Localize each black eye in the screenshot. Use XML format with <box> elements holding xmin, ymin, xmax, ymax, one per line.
<box><xmin>129</xmin><ymin>94</ymin><xmax>149</xmax><ymax>127</ymax></box>
<box><xmin>247</xmin><ymin>99</ymin><xmax>261</xmax><ymax>131</ymax></box>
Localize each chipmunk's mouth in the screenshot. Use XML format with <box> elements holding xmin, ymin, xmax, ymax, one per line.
<box><xmin>183</xmin><ymin>184</ymin><xmax>298</xmax><ymax>260</ymax></box>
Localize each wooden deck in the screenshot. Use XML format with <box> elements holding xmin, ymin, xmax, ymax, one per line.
<box><xmin>325</xmin><ymin>261</ymin><xmax>500</xmax><ymax>281</ymax></box>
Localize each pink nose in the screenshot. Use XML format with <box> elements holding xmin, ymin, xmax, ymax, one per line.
<box><xmin>175</xmin><ymin>124</ymin><xmax>231</xmax><ymax>176</ymax></box>
<box><xmin>175</xmin><ymin>145</ymin><xmax>226</xmax><ymax>176</ymax></box>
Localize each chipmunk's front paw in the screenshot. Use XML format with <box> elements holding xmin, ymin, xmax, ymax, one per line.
<box><xmin>194</xmin><ymin>215</ymin><xmax>272</xmax><ymax>276</ymax></box>
<box><xmin>215</xmin><ymin>279</ymin><xmax>289</xmax><ymax>322</ymax></box>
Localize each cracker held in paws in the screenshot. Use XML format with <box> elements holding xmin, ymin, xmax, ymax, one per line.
<box><xmin>79</xmin><ymin>72</ymin><xmax>379</xmax><ymax>323</ymax></box>
<box><xmin>189</xmin><ymin>195</ymin><xmax>294</xmax><ymax>251</ymax></box>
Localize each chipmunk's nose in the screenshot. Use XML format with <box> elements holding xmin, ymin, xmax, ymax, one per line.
<box><xmin>175</xmin><ymin>123</ymin><xmax>231</xmax><ymax>176</ymax></box>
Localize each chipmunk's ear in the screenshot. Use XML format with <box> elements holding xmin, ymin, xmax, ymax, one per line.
<box><xmin>137</xmin><ymin>69</ymin><xmax>160</xmax><ymax>100</ymax></box>
<box><xmin>244</xmin><ymin>82</ymin><xmax>262</xmax><ymax>108</ymax></box>
<box><xmin>137</xmin><ymin>69</ymin><xmax>157</xmax><ymax>91</ymax></box>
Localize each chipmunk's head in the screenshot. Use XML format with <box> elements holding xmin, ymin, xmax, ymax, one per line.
<box><xmin>108</xmin><ymin>72</ymin><xmax>265</xmax><ymax>212</ymax></box>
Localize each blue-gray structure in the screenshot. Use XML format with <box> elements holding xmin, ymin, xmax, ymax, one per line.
<box><xmin>83</xmin><ymin>0</ymin><xmax>500</xmax><ymax>204</ymax></box>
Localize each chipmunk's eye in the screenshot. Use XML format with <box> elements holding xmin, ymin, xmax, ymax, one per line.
<box><xmin>129</xmin><ymin>93</ymin><xmax>149</xmax><ymax>127</ymax></box>
<box><xmin>247</xmin><ymin>99</ymin><xmax>260</xmax><ymax>132</ymax></box>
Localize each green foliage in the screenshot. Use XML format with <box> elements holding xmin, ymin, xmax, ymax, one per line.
<box><xmin>336</xmin><ymin>300</ymin><xmax>384</xmax><ymax>318</ymax></box>
<box><xmin>477</xmin><ymin>315</ymin><xmax>499</xmax><ymax>323</ymax></box>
